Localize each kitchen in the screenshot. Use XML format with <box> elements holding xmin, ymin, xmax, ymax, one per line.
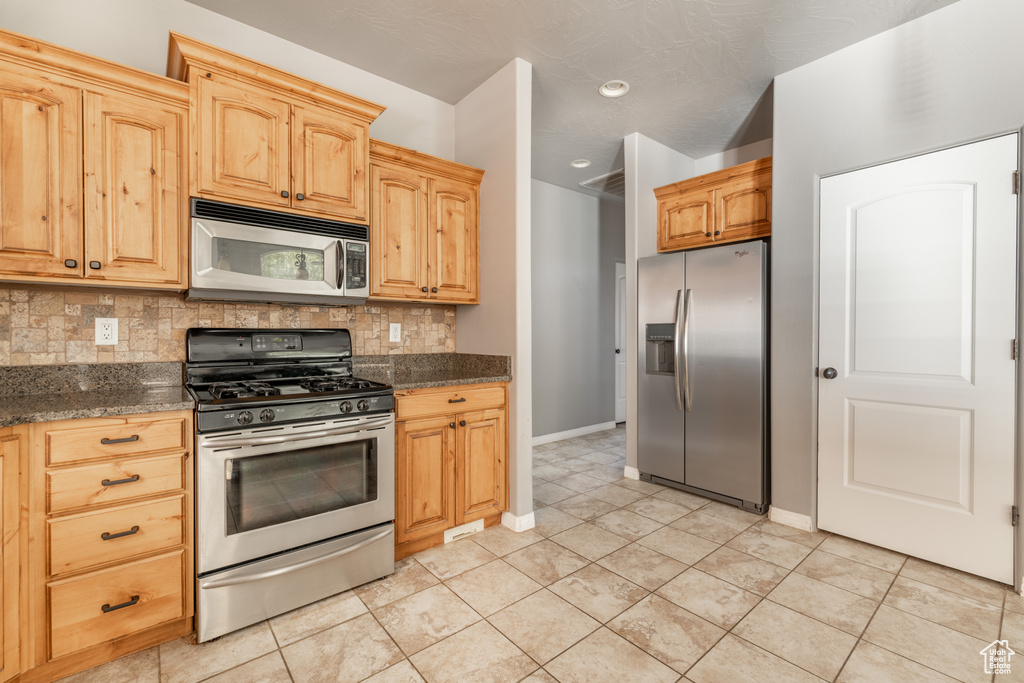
<box><xmin>1</xmin><ymin>0</ymin><xmax>1023</xmax><ymax>681</ymax></box>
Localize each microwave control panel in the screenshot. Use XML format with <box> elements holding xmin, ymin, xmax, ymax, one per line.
<box><xmin>345</xmin><ymin>243</ymin><xmax>367</xmax><ymax>289</ymax></box>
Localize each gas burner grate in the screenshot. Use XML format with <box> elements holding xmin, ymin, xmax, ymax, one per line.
<box><xmin>299</xmin><ymin>378</ymin><xmax>375</xmax><ymax>393</ymax></box>
<box><xmin>209</xmin><ymin>381</ymin><xmax>282</xmax><ymax>399</ymax></box>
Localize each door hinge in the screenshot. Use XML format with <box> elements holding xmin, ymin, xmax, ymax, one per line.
<box><xmin>1013</xmin><ymin>339</ymin><xmax>1019</xmax><ymax>361</ymax></box>
<box><xmin>1013</xmin><ymin>505</ymin><xmax>1019</xmax><ymax>527</ymax></box>
<box><xmin>1015</xmin><ymin>170</ymin><xmax>1020</xmax><ymax>195</ymax></box>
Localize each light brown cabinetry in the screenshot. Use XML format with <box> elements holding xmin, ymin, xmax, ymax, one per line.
<box><xmin>19</xmin><ymin>410</ymin><xmax>193</xmax><ymax>682</ymax></box>
<box><xmin>655</xmin><ymin>156</ymin><xmax>772</xmax><ymax>252</ymax></box>
<box><xmin>370</xmin><ymin>140</ymin><xmax>483</xmax><ymax>304</ymax></box>
<box><xmin>0</xmin><ymin>30</ymin><xmax>188</xmax><ymax>289</ymax></box>
<box><xmin>394</xmin><ymin>383</ymin><xmax>508</xmax><ymax>558</ymax></box>
<box><xmin>0</xmin><ymin>428</ymin><xmax>23</xmax><ymax>683</ymax></box>
<box><xmin>169</xmin><ymin>33</ymin><xmax>384</xmax><ymax>223</ymax></box>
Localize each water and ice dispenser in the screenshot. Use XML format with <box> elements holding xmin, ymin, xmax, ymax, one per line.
<box><xmin>645</xmin><ymin>323</ymin><xmax>675</xmax><ymax>375</ymax></box>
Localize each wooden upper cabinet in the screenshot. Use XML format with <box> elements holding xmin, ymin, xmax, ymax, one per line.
<box><xmin>0</xmin><ymin>62</ymin><xmax>81</xmax><ymax>280</ymax></box>
<box><xmin>0</xmin><ymin>29</ymin><xmax>188</xmax><ymax>290</ymax></box>
<box><xmin>655</xmin><ymin>156</ymin><xmax>772</xmax><ymax>252</ymax></box>
<box><xmin>168</xmin><ymin>33</ymin><xmax>384</xmax><ymax>223</ymax></box>
<box><xmin>195</xmin><ymin>74</ymin><xmax>290</xmax><ymax>208</ymax></box>
<box><xmin>83</xmin><ymin>88</ymin><xmax>186</xmax><ymax>286</ymax></box>
<box><xmin>293</xmin><ymin>102</ymin><xmax>368</xmax><ymax>220</ymax></box>
<box><xmin>369</xmin><ymin>140</ymin><xmax>483</xmax><ymax>304</ymax></box>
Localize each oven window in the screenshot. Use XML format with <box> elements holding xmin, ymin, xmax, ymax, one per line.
<box><xmin>225</xmin><ymin>439</ymin><xmax>377</xmax><ymax>535</ymax></box>
<box><xmin>212</xmin><ymin>236</ymin><xmax>325</xmax><ymax>282</ymax></box>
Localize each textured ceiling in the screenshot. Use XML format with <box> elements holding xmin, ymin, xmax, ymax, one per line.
<box><xmin>184</xmin><ymin>0</ymin><xmax>959</xmax><ymax>197</ymax></box>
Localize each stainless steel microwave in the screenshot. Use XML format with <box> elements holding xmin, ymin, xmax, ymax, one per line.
<box><xmin>188</xmin><ymin>198</ymin><xmax>370</xmax><ymax>306</ymax></box>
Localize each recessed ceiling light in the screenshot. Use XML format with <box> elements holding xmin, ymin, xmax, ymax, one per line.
<box><xmin>599</xmin><ymin>80</ymin><xmax>630</xmax><ymax>98</ymax></box>
<box><xmin>570</xmin><ymin>159</ymin><xmax>591</xmax><ymax>169</ymax></box>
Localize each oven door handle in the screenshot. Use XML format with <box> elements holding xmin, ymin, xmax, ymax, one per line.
<box><xmin>200</xmin><ymin>417</ymin><xmax>393</xmax><ymax>448</ymax></box>
<box><xmin>199</xmin><ymin>526</ymin><xmax>394</xmax><ymax>589</ymax></box>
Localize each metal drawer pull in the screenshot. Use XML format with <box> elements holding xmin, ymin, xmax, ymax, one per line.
<box><xmin>448</xmin><ymin>398</ymin><xmax>467</xmax><ymax>403</ymax></box>
<box><xmin>460</xmin><ymin>420</ymin><xmax>466</xmax><ymax>427</ymax></box>
<box><xmin>101</xmin><ymin>595</ymin><xmax>140</xmax><ymax>613</ymax></box>
<box><xmin>101</xmin><ymin>526</ymin><xmax>140</xmax><ymax>541</ymax></box>
<box><xmin>101</xmin><ymin>435</ymin><xmax>139</xmax><ymax>445</ymax></box>
<box><xmin>101</xmin><ymin>474</ymin><xmax>140</xmax><ymax>487</ymax></box>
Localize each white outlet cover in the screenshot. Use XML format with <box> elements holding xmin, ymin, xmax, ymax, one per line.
<box><xmin>389</xmin><ymin>323</ymin><xmax>402</xmax><ymax>342</ymax></box>
<box><xmin>95</xmin><ymin>317</ymin><xmax>118</xmax><ymax>345</ymax></box>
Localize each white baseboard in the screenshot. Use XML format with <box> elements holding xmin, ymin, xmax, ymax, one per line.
<box><xmin>623</xmin><ymin>466</ymin><xmax>640</xmax><ymax>481</ymax></box>
<box><xmin>533</xmin><ymin>421</ymin><xmax>617</xmax><ymax>446</ymax></box>
<box><xmin>502</xmin><ymin>510</ymin><xmax>536</xmax><ymax>532</ymax></box>
<box><xmin>768</xmin><ymin>506</ymin><xmax>814</xmax><ymax>532</ymax></box>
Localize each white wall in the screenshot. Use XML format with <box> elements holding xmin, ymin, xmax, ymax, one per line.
<box><xmin>0</xmin><ymin>0</ymin><xmax>454</xmax><ymax>155</ymax></box>
<box><xmin>771</xmin><ymin>0</ymin><xmax>1024</xmax><ymax>521</ymax></box>
<box><xmin>454</xmin><ymin>59</ymin><xmax>534</xmax><ymax>527</ymax></box>
<box><xmin>695</xmin><ymin>139</ymin><xmax>774</xmax><ymax>176</ymax></box>
<box><xmin>623</xmin><ymin>134</ymin><xmax>695</xmax><ymax>473</ymax></box>
<box><xmin>531</xmin><ymin>180</ymin><xmax>625</xmax><ymax>438</ymax></box>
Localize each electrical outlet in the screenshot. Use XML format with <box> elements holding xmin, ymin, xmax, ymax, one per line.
<box><xmin>389</xmin><ymin>323</ymin><xmax>402</xmax><ymax>343</ymax></box>
<box><xmin>95</xmin><ymin>318</ymin><xmax>118</xmax><ymax>345</ymax></box>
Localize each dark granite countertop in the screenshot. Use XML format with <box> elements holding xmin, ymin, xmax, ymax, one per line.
<box><xmin>0</xmin><ymin>363</ymin><xmax>193</xmax><ymax>428</ymax></box>
<box><xmin>353</xmin><ymin>353</ymin><xmax>511</xmax><ymax>390</ymax></box>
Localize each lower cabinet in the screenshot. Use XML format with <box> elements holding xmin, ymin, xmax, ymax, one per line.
<box><xmin>0</xmin><ymin>427</ymin><xmax>23</xmax><ymax>683</ymax></box>
<box><xmin>17</xmin><ymin>410</ymin><xmax>193</xmax><ymax>682</ymax></box>
<box><xmin>395</xmin><ymin>383</ymin><xmax>508</xmax><ymax>559</ymax></box>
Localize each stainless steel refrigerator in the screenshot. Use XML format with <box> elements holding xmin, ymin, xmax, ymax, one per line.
<box><xmin>637</xmin><ymin>240</ymin><xmax>768</xmax><ymax>513</ymax></box>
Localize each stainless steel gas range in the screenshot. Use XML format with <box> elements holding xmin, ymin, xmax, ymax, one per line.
<box><xmin>185</xmin><ymin>328</ymin><xmax>395</xmax><ymax>642</ymax></box>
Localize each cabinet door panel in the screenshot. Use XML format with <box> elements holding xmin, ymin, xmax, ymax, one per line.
<box><xmin>196</xmin><ymin>74</ymin><xmax>290</xmax><ymax>208</ymax></box>
<box><xmin>456</xmin><ymin>408</ymin><xmax>506</xmax><ymax>524</ymax></box>
<box><xmin>0</xmin><ymin>434</ymin><xmax>20</xmax><ymax>681</ymax></box>
<box><xmin>430</xmin><ymin>177</ymin><xmax>478</xmax><ymax>303</ymax></box>
<box><xmin>715</xmin><ymin>168</ymin><xmax>772</xmax><ymax>243</ymax></box>
<box><xmin>396</xmin><ymin>416</ymin><xmax>455</xmax><ymax>543</ymax></box>
<box><xmin>0</xmin><ymin>64</ymin><xmax>81</xmax><ymax>278</ymax></box>
<box><xmin>83</xmin><ymin>90</ymin><xmax>185</xmax><ymax>287</ymax></box>
<box><xmin>370</xmin><ymin>161</ymin><xmax>428</xmax><ymax>299</ymax></box>
<box><xmin>658</xmin><ymin>188</ymin><xmax>712</xmax><ymax>252</ymax></box>
<box><xmin>293</xmin><ymin>103</ymin><xmax>367</xmax><ymax>221</ymax></box>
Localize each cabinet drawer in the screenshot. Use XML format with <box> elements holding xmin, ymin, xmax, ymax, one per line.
<box><xmin>49</xmin><ymin>550</ymin><xmax>185</xmax><ymax>659</ymax></box>
<box><xmin>396</xmin><ymin>385</ymin><xmax>505</xmax><ymax>420</ymax></box>
<box><xmin>48</xmin><ymin>453</ymin><xmax>185</xmax><ymax>513</ymax></box>
<box><xmin>47</xmin><ymin>417</ymin><xmax>187</xmax><ymax>466</ymax></box>
<box><xmin>48</xmin><ymin>495</ymin><xmax>185</xmax><ymax>577</ymax></box>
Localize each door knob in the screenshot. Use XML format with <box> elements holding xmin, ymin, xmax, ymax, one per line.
<box><xmin>422</xmin><ymin>287</ymin><xmax>428</xmax><ymax>293</ymax></box>
<box><xmin>821</xmin><ymin>367</ymin><xmax>838</xmax><ymax>380</ymax></box>
<box><xmin>460</xmin><ymin>420</ymin><xmax>466</xmax><ymax>427</ymax></box>
<box><xmin>615</xmin><ymin>348</ymin><xmax>621</xmax><ymax>354</ymax></box>
<box><xmin>449</xmin><ymin>422</ymin><xmax>456</xmax><ymax>429</ymax></box>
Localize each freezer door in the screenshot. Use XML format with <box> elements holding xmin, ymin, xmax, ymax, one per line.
<box><xmin>683</xmin><ymin>241</ymin><xmax>766</xmax><ymax>505</ymax></box>
<box><xmin>637</xmin><ymin>253</ymin><xmax>687</xmax><ymax>485</ymax></box>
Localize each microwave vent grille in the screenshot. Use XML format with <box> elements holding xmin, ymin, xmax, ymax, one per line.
<box><xmin>191</xmin><ymin>198</ymin><xmax>369</xmax><ymax>240</ymax></box>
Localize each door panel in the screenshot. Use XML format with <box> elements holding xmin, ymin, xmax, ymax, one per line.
<box><xmin>396</xmin><ymin>416</ymin><xmax>454</xmax><ymax>543</ymax></box>
<box><xmin>0</xmin><ymin>64</ymin><xmax>81</xmax><ymax>278</ymax></box>
<box><xmin>431</xmin><ymin>176</ymin><xmax>477</xmax><ymax>302</ymax></box>
<box><xmin>196</xmin><ymin>74</ymin><xmax>290</xmax><ymax>208</ymax></box>
<box><xmin>370</xmin><ymin>161</ymin><xmax>427</xmax><ymax>298</ymax></box>
<box><xmin>715</xmin><ymin>169</ymin><xmax>771</xmax><ymax>243</ymax></box>
<box><xmin>292</xmin><ymin>103</ymin><xmax>367</xmax><ymax>221</ymax></box>
<box><xmin>83</xmin><ymin>89</ymin><xmax>185</xmax><ymax>287</ymax></box>
<box><xmin>818</xmin><ymin>134</ymin><xmax>1018</xmax><ymax>582</ymax></box>
<box><xmin>615</xmin><ymin>263</ymin><xmax>627</xmax><ymax>423</ymax></box>
<box><xmin>658</xmin><ymin>187</ymin><xmax>712</xmax><ymax>252</ymax></box>
<box><xmin>456</xmin><ymin>409</ymin><xmax>506</xmax><ymax>524</ymax></box>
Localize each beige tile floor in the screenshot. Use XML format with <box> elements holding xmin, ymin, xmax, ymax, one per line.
<box><xmin>59</xmin><ymin>426</ymin><xmax>1022</xmax><ymax>683</ymax></box>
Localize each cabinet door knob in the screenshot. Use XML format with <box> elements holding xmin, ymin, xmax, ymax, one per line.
<box><xmin>449</xmin><ymin>422</ymin><xmax>456</xmax><ymax>429</ymax></box>
<box><xmin>705</xmin><ymin>232</ymin><xmax>711</xmax><ymax>237</ymax></box>
<box><xmin>460</xmin><ymin>420</ymin><xmax>466</xmax><ymax>427</ymax></box>
<box><xmin>281</xmin><ymin>190</ymin><xmax>290</xmax><ymax>198</ymax></box>
<box><xmin>296</xmin><ymin>193</ymin><xmax>305</xmax><ymax>201</ymax></box>
<box><xmin>64</xmin><ymin>259</ymin><xmax>77</xmax><ymax>268</ymax></box>
<box><xmin>432</xmin><ymin>287</ymin><xmax>438</xmax><ymax>293</ymax></box>
<box><xmin>422</xmin><ymin>287</ymin><xmax>428</xmax><ymax>293</ymax></box>
<box><xmin>714</xmin><ymin>230</ymin><xmax>721</xmax><ymax>236</ymax></box>
<box><xmin>89</xmin><ymin>261</ymin><xmax>101</xmax><ymax>270</ymax></box>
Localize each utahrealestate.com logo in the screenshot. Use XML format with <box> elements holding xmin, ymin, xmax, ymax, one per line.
<box><xmin>981</xmin><ymin>640</ymin><xmax>1015</xmax><ymax>675</ymax></box>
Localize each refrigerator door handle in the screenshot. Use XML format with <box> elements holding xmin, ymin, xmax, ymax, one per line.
<box><xmin>682</xmin><ymin>288</ymin><xmax>693</xmax><ymax>412</ymax></box>
<box><xmin>673</xmin><ymin>289</ymin><xmax>685</xmax><ymax>412</ymax></box>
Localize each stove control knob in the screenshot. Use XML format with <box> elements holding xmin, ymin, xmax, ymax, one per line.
<box><xmin>237</xmin><ymin>411</ymin><xmax>254</xmax><ymax>425</ymax></box>
<box><xmin>340</xmin><ymin>401</ymin><xmax>353</xmax><ymax>414</ymax></box>
<box><xmin>259</xmin><ymin>409</ymin><xmax>275</xmax><ymax>423</ymax></box>
<box><xmin>357</xmin><ymin>400</ymin><xmax>369</xmax><ymax>413</ymax></box>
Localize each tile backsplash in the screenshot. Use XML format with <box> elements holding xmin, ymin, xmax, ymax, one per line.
<box><xmin>0</xmin><ymin>285</ymin><xmax>455</xmax><ymax>365</ymax></box>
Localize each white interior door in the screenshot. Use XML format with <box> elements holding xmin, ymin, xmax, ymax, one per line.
<box><xmin>615</xmin><ymin>262</ymin><xmax>627</xmax><ymax>423</ymax></box>
<box><xmin>817</xmin><ymin>134</ymin><xmax>1018</xmax><ymax>583</ymax></box>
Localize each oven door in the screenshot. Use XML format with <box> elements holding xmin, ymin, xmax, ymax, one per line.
<box><xmin>196</xmin><ymin>413</ymin><xmax>395</xmax><ymax>574</ymax></box>
<box><xmin>192</xmin><ymin>216</ymin><xmax>344</xmax><ymax>298</ymax></box>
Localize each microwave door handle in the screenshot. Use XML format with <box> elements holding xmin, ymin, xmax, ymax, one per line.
<box><xmin>336</xmin><ymin>240</ymin><xmax>345</xmax><ymax>290</ymax></box>
<box><xmin>200</xmin><ymin>416</ymin><xmax>393</xmax><ymax>448</ymax></box>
